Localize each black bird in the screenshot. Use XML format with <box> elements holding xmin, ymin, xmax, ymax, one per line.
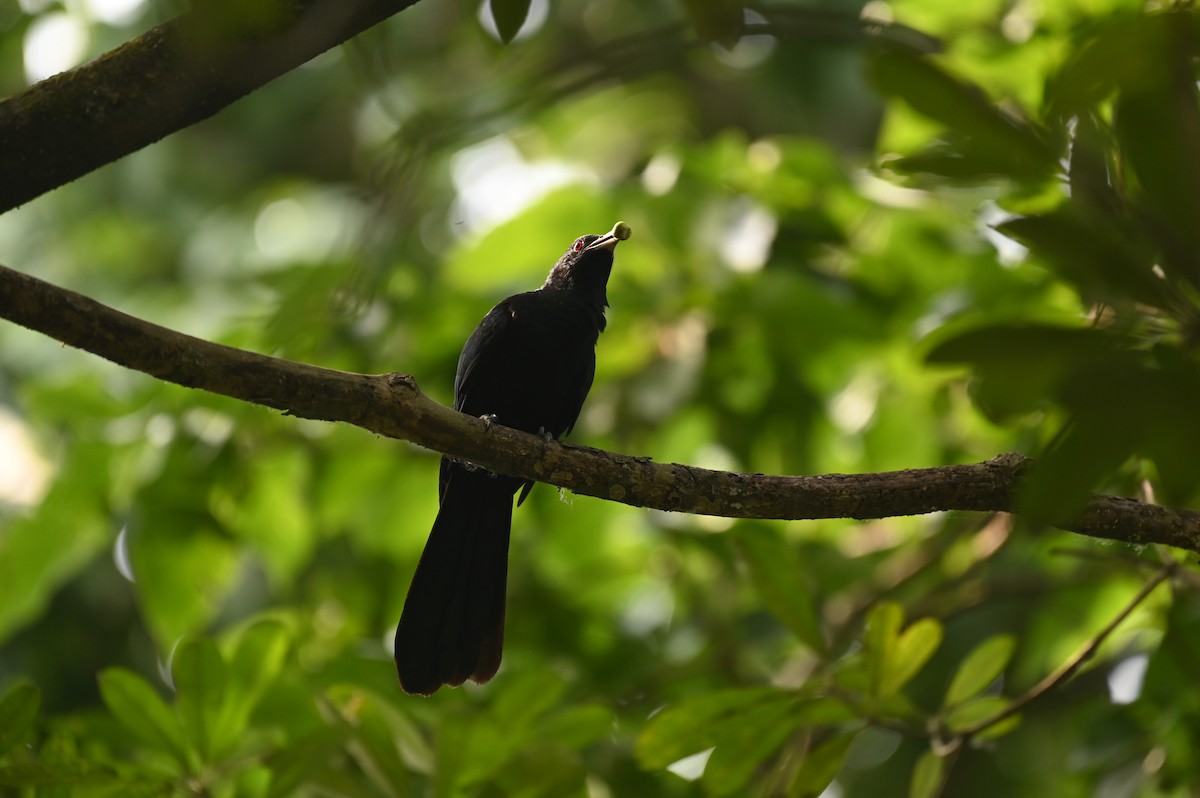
<box><xmin>395</xmin><ymin>221</ymin><xmax>631</xmax><ymax>696</ymax></box>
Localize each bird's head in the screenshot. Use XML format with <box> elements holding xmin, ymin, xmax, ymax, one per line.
<box><xmin>543</xmin><ymin>221</ymin><xmax>631</xmax><ymax>308</ymax></box>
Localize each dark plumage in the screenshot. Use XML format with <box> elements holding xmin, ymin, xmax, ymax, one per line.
<box><xmin>394</xmin><ymin>222</ymin><xmax>630</xmax><ymax>696</ymax></box>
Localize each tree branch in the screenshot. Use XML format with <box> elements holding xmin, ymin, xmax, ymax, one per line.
<box><xmin>0</xmin><ymin>0</ymin><xmax>419</xmax><ymax>213</ymax></box>
<box><xmin>2</xmin><ymin>261</ymin><xmax>1199</xmax><ymax>551</ymax></box>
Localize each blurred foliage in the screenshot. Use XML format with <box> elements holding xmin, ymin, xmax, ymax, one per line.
<box><xmin>3</xmin><ymin>0</ymin><xmax>1200</xmax><ymax>795</ymax></box>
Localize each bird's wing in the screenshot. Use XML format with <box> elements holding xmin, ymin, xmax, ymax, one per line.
<box><xmin>447</xmin><ymin>298</ymin><xmax>537</xmax><ymax>504</ymax></box>
<box><xmin>453</xmin><ymin>300</ymin><xmax>515</xmax><ymax>413</ymax></box>
<box><xmin>560</xmin><ymin>359</ymin><xmax>595</xmax><ymax>437</ymax></box>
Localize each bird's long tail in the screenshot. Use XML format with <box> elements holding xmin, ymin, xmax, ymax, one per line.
<box><xmin>394</xmin><ymin>464</ymin><xmax>516</xmax><ymax>696</ymax></box>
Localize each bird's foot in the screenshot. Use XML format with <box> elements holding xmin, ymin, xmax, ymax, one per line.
<box><xmin>536</xmin><ymin>426</ymin><xmax>555</xmax><ymax>442</ymax></box>
<box><xmin>480</xmin><ymin>413</ymin><xmax>498</xmax><ymax>431</ymax></box>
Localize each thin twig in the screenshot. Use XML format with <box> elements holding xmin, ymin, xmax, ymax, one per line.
<box><xmin>956</xmin><ymin>563</ymin><xmax>1175</xmax><ymax>738</ymax></box>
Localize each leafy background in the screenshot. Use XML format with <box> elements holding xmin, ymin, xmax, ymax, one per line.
<box><xmin>2</xmin><ymin>0</ymin><xmax>1200</xmax><ymax>795</ymax></box>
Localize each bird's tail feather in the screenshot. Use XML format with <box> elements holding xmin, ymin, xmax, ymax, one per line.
<box><xmin>395</xmin><ymin>466</ymin><xmax>515</xmax><ymax>696</ymax></box>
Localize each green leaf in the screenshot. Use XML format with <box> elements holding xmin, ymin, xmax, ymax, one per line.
<box><xmin>944</xmin><ymin>635</ymin><xmax>1016</xmax><ymax>708</ymax></box>
<box><xmin>702</xmin><ymin>698</ymin><xmax>806</xmax><ymax>796</ymax></box>
<box><xmin>234</xmin><ymin>765</ymin><xmax>272</xmax><ymax>798</ymax></box>
<box><xmin>909</xmin><ymin>749</ymin><xmax>945</xmax><ymax>798</ymax></box>
<box><xmin>974</xmin><ymin>712</ymin><xmax>1022</xmax><ymax>741</ymax></box>
<box><xmin>265</xmin><ymin>724</ymin><xmax>356</xmax><ymax>798</ymax></box>
<box><xmin>996</xmin><ymin>214</ymin><xmax>1166</xmax><ymax>309</ymax></box>
<box><xmin>734</xmin><ymin>526</ymin><xmax>825</xmax><ymax>652</ymax></box>
<box><xmin>1106</xmin><ymin>14</ymin><xmax>1200</xmax><ymax>290</ymax></box>
<box><xmin>643</xmin><ymin>696</ymin><xmax>859</xmax><ymax>792</ymax></box>
<box><xmin>1045</xmin><ymin>12</ymin><xmax>1160</xmax><ymax>120</ymax></box>
<box><xmin>889</xmin><ymin>140</ymin><xmax>1040</xmax><ymax>181</ymax></box>
<box><xmin>0</xmin><ymin>761</ymin><xmax>124</xmax><ymax>788</ymax></box>
<box><xmin>1067</xmin><ymin>112</ymin><xmax>1122</xmax><ymax>219</ymax></box>
<box><xmin>342</xmin><ymin>698</ymin><xmax>416</xmax><ymax>796</ymax></box>
<box><xmin>220</xmin><ymin>448</ymin><xmax>315</xmax><ymax>585</ymax></box>
<box><xmin>0</xmin><ymin>682</ymin><xmax>40</xmax><ymax>757</ymax></box>
<box><xmin>437</xmin><ymin>668</ymin><xmax>574</xmax><ymax>790</ymax></box>
<box><xmin>126</xmin><ymin>520</ymin><xmax>240</xmax><ymax>650</ymax></box>
<box><xmin>928</xmin><ymin>323</ymin><xmax>1185</xmax><ymax>517</ymax></box>
<box><xmin>538</xmin><ymin>705</ymin><xmax>614</xmax><ymax>749</ymax></box>
<box><xmin>926</xmin><ymin>324</ymin><xmax>1115</xmax><ymax>376</ymax></box>
<box><xmin>97</xmin><ymin>668</ymin><xmax>189</xmax><ymax>770</ymax></box>
<box><xmin>636</xmin><ymin>687</ymin><xmax>782</xmax><ymax>769</ymax></box>
<box><xmin>207</xmin><ymin>621</ymin><xmax>294</xmax><ymax>762</ymax></box>
<box><xmin>944</xmin><ymin>696</ymin><xmax>1013</xmax><ymax>733</ymax></box>
<box><xmin>1017</xmin><ymin>383</ymin><xmax>1145</xmax><ymax>522</ymax></box>
<box><xmin>865</xmin><ymin>602</ymin><xmax>903</xmax><ymax>698</ymax></box>
<box><xmin>327</xmin><ymin>684</ymin><xmax>432</xmax><ymax>773</ymax></box>
<box><xmin>491</xmin><ymin>667</ymin><xmax>568</xmax><ymax>733</ymax></box>
<box><xmin>489</xmin><ymin>0</ymin><xmax>531</xmax><ymax>44</ymax></box>
<box><xmin>863</xmin><ymin>604</ymin><xmax>941</xmax><ymax>700</ymax></box>
<box><xmin>881</xmin><ymin>618</ymin><xmax>943</xmax><ymax>699</ymax></box>
<box><xmin>172</xmin><ymin>636</ymin><xmax>229</xmax><ymax>763</ymax></box>
<box><xmin>229</xmin><ymin>620</ymin><xmax>290</xmax><ymax>697</ymax></box>
<box><xmin>1144</xmin><ymin>584</ymin><xmax>1200</xmax><ymax>706</ymax></box>
<box><xmin>868</xmin><ymin>48</ymin><xmax>1055</xmax><ymax>180</ymax></box>
<box><xmin>1139</xmin><ymin>358</ymin><xmax>1200</xmax><ymax>503</ymax></box>
<box><xmin>433</xmin><ymin>713</ymin><xmax>479</xmax><ymax>798</ymax></box>
<box><xmin>925</xmin><ymin>323</ymin><xmax>1123</xmax><ymax>423</ymax></box>
<box><xmin>788</xmin><ymin>732</ymin><xmax>857</xmax><ymax>798</ymax></box>
<box><xmin>0</xmin><ymin>444</ymin><xmax>111</xmax><ymax>644</ymax></box>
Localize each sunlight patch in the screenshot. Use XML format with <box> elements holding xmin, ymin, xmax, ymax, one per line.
<box><xmin>24</xmin><ymin>12</ymin><xmax>89</xmax><ymax>83</ymax></box>
<box><xmin>83</xmin><ymin>0</ymin><xmax>147</xmax><ymax>25</ymax></box>
<box><xmin>0</xmin><ymin>409</ymin><xmax>52</xmax><ymax>508</ymax></box>
<box><xmin>1108</xmin><ymin>654</ymin><xmax>1148</xmax><ymax>705</ymax></box>
<box><xmin>667</xmin><ymin>748</ymin><xmax>713</xmax><ymax>781</ymax></box>
<box><xmin>717</xmin><ymin>198</ymin><xmax>777</xmax><ymax>273</ymax></box>
<box><xmin>477</xmin><ymin>0</ymin><xmax>550</xmax><ymax>43</ymax></box>
<box><xmin>978</xmin><ymin>202</ymin><xmax>1028</xmax><ymax>266</ymax></box>
<box><xmin>450</xmin><ymin>136</ymin><xmax>593</xmax><ymax>235</ymax></box>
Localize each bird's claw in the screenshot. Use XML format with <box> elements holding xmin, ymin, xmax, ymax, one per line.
<box><xmin>536</xmin><ymin>426</ymin><xmax>554</xmax><ymax>442</ymax></box>
<box><xmin>480</xmin><ymin>413</ymin><xmax>498</xmax><ymax>431</ymax></box>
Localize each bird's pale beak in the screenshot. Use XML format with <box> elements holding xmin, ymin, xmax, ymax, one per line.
<box><xmin>584</xmin><ymin>221</ymin><xmax>632</xmax><ymax>252</ymax></box>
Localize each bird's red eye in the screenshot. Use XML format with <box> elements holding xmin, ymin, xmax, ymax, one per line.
<box><xmin>572</xmin><ymin>238</ymin><xmax>586</xmax><ymax>252</ymax></box>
